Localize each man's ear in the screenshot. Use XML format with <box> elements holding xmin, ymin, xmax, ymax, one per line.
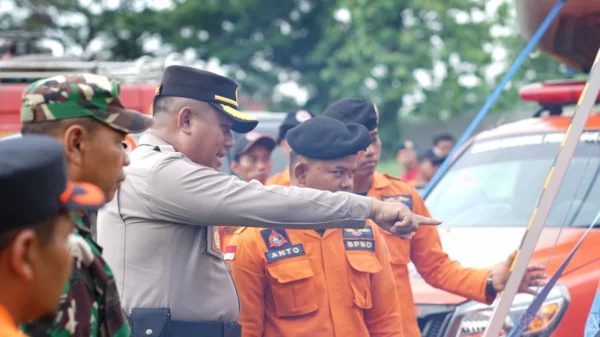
<box><xmin>7</xmin><ymin>229</ymin><xmax>37</xmax><ymax>283</ymax></box>
<box><xmin>63</xmin><ymin>124</ymin><xmax>87</xmax><ymax>168</ymax></box>
<box><xmin>177</xmin><ymin>108</ymin><xmax>193</xmax><ymax>134</ymax></box>
<box><xmin>293</xmin><ymin>161</ymin><xmax>308</xmax><ymax>187</ymax></box>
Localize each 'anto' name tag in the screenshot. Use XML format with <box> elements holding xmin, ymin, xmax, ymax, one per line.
<box><xmin>265</xmin><ymin>244</ymin><xmax>306</xmax><ymax>263</ymax></box>
<box><xmin>344</xmin><ymin>239</ymin><xmax>375</xmax><ymax>252</ymax></box>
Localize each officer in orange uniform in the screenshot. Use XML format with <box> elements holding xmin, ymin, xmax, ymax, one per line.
<box><xmin>323</xmin><ymin>98</ymin><xmax>547</xmax><ymax>337</ymax></box>
<box><xmin>0</xmin><ymin>135</ymin><xmax>105</xmax><ymax>337</ymax></box>
<box><xmin>219</xmin><ymin>131</ymin><xmax>277</xmax><ymax>249</ymax></box>
<box><xmin>266</xmin><ymin>110</ymin><xmax>313</xmax><ymax>186</ymax></box>
<box><xmin>227</xmin><ymin>116</ymin><xmax>403</xmax><ymax>337</ymax></box>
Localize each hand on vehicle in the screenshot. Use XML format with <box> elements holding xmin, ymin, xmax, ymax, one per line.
<box><xmin>492</xmin><ymin>250</ymin><xmax>547</xmax><ymax>295</ymax></box>
<box><xmin>369</xmin><ymin>199</ymin><xmax>442</xmax><ymax>239</ymax></box>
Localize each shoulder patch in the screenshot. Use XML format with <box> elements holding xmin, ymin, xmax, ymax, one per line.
<box><xmin>382</xmin><ymin>194</ymin><xmax>413</xmax><ymax>210</ymax></box>
<box><xmin>224</xmin><ymin>245</ymin><xmax>236</xmax><ymax>261</ymax></box>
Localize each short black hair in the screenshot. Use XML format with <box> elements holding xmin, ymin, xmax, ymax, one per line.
<box><xmin>0</xmin><ymin>212</ymin><xmax>64</xmax><ymax>251</ymax></box>
<box><xmin>152</xmin><ymin>96</ymin><xmax>175</xmax><ymax>118</ymax></box>
<box><xmin>433</xmin><ymin>133</ymin><xmax>455</xmax><ymax>146</ymax></box>
<box><xmin>21</xmin><ymin>117</ymin><xmax>97</xmax><ymax>136</ymax></box>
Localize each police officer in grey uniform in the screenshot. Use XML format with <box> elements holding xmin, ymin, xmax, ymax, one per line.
<box><xmin>97</xmin><ymin>66</ymin><xmax>440</xmax><ymax>337</ymax></box>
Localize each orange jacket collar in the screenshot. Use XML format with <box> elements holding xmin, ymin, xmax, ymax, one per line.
<box><xmin>370</xmin><ymin>172</ymin><xmax>390</xmax><ymax>191</ymax></box>
<box><xmin>0</xmin><ymin>303</ymin><xmax>17</xmax><ymax>329</ymax></box>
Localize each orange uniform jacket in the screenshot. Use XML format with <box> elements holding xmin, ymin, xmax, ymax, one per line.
<box><xmin>368</xmin><ymin>172</ymin><xmax>493</xmax><ymax>337</ymax></box>
<box><xmin>218</xmin><ymin>225</ymin><xmax>240</xmax><ymax>251</ymax></box>
<box><xmin>0</xmin><ymin>304</ymin><xmax>27</xmax><ymax>337</ymax></box>
<box><xmin>265</xmin><ymin>168</ymin><xmax>290</xmax><ymax>187</ymax></box>
<box><xmin>226</xmin><ymin>221</ymin><xmax>403</xmax><ymax>337</ymax></box>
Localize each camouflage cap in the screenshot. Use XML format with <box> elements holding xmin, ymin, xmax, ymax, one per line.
<box><xmin>20</xmin><ymin>73</ymin><xmax>153</xmax><ymax>134</ymax></box>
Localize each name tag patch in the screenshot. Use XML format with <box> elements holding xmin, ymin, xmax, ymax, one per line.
<box><xmin>382</xmin><ymin>194</ymin><xmax>413</xmax><ymax>210</ymax></box>
<box><xmin>265</xmin><ymin>244</ymin><xmax>306</xmax><ymax>263</ymax></box>
<box><xmin>343</xmin><ymin>226</ymin><xmax>374</xmax><ymax>239</ymax></box>
<box><xmin>344</xmin><ymin>239</ymin><xmax>375</xmax><ymax>252</ymax></box>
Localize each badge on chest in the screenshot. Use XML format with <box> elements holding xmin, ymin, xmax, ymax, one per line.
<box><xmin>260</xmin><ymin>229</ymin><xmax>306</xmax><ymax>263</ymax></box>
<box><xmin>342</xmin><ymin>225</ymin><xmax>375</xmax><ymax>252</ymax></box>
<box><xmin>382</xmin><ymin>194</ymin><xmax>413</xmax><ymax>210</ymax></box>
<box><xmin>343</xmin><ymin>226</ymin><xmax>374</xmax><ymax>239</ymax></box>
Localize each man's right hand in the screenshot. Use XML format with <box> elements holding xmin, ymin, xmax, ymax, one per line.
<box><xmin>369</xmin><ymin>199</ymin><xmax>441</xmax><ymax>239</ymax></box>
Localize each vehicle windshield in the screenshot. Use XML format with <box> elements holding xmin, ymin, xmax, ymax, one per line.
<box><xmin>426</xmin><ymin>130</ymin><xmax>600</xmax><ymax>228</ymax></box>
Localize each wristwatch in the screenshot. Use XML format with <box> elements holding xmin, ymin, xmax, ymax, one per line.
<box><xmin>486</xmin><ymin>276</ymin><xmax>498</xmax><ymax>297</ymax></box>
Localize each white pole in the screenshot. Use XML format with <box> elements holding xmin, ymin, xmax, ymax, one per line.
<box><xmin>483</xmin><ymin>47</ymin><xmax>600</xmax><ymax>336</ymax></box>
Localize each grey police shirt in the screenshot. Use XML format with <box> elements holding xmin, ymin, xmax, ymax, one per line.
<box><xmin>97</xmin><ymin>134</ymin><xmax>372</xmax><ymax>322</ymax></box>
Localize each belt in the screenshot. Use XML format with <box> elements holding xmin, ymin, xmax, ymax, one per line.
<box><xmin>172</xmin><ymin>320</ymin><xmax>241</xmax><ymax>337</ymax></box>
<box><xmin>129</xmin><ymin>308</ymin><xmax>241</xmax><ymax>337</ymax></box>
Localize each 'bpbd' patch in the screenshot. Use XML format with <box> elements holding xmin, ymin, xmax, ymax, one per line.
<box><xmin>344</xmin><ymin>239</ymin><xmax>375</xmax><ymax>252</ymax></box>
<box><xmin>265</xmin><ymin>244</ymin><xmax>306</xmax><ymax>263</ymax></box>
<box><xmin>260</xmin><ymin>229</ymin><xmax>291</xmax><ymax>249</ymax></box>
<box><xmin>382</xmin><ymin>194</ymin><xmax>413</xmax><ymax>210</ymax></box>
<box><xmin>343</xmin><ymin>226</ymin><xmax>374</xmax><ymax>239</ymax></box>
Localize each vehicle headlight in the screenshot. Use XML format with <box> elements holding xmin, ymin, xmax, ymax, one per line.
<box><xmin>447</xmin><ymin>285</ymin><xmax>570</xmax><ymax>337</ymax></box>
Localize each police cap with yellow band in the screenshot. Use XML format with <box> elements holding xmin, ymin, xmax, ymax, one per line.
<box><xmin>287</xmin><ymin>116</ymin><xmax>371</xmax><ymax>160</ymax></box>
<box><xmin>155</xmin><ymin>65</ymin><xmax>258</xmax><ymax>133</ymax></box>
<box><xmin>322</xmin><ymin>98</ymin><xmax>379</xmax><ymax>131</ymax></box>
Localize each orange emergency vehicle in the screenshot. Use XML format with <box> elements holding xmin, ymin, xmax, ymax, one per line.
<box><xmin>416</xmin><ymin>80</ymin><xmax>600</xmax><ymax>337</ymax></box>
<box><xmin>0</xmin><ymin>33</ymin><xmax>164</xmax><ymax>137</ymax></box>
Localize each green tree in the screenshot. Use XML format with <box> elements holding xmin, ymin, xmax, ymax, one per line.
<box><xmin>159</xmin><ymin>0</ymin><xmax>511</xmax><ymax>155</ymax></box>
<box><xmin>3</xmin><ymin>0</ymin><xmax>161</xmax><ymax>60</ymax></box>
<box><xmin>3</xmin><ymin>0</ymin><xmax>569</xmax><ymax>157</ymax></box>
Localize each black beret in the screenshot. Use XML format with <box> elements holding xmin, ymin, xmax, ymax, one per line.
<box><xmin>287</xmin><ymin>116</ymin><xmax>371</xmax><ymax>160</ymax></box>
<box><xmin>155</xmin><ymin>65</ymin><xmax>258</xmax><ymax>133</ymax></box>
<box><xmin>322</xmin><ymin>98</ymin><xmax>379</xmax><ymax>131</ymax></box>
<box><xmin>277</xmin><ymin>110</ymin><xmax>313</xmax><ymax>143</ymax></box>
<box><xmin>0</xmin><ymin>135</ymin><xmax>105</xmax><ymax>232</ymax></box>
<box><xmin>232</xmin><ymin>131</ymin><xmax>276</xmax><ymax>161</ymax></box>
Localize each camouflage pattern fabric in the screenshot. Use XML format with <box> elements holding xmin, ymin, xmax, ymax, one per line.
<box><xmin>21</xmin><ymin>213</ymin><xmax>130</xmax><ymax>337</ymax></box>
<box><xmin>21</xmin><ymin>73</ymin><xmax>153</xmax><ymax>134</ymax></box>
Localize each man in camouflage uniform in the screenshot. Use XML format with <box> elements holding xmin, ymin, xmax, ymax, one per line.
<box><xmin>19</xmin><ymin>74</ymin><xmax>153</xmax><ymax>337</ymax></box>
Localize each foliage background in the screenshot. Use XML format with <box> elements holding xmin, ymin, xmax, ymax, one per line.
<box><xmin>3</xmin><ymin>0</ymin><xmax>571</xmax><ymax>164</ymax></box>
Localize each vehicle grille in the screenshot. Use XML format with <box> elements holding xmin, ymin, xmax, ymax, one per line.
<box><xmin>419</xmin><ymin>311</ymin><xmax>454</xmax><ymax>337</ymax></box>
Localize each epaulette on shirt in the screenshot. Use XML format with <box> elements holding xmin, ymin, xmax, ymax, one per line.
<box><xmin>234</xmin><ymin>227</ymin><xmax>247</xmax><ymax>235</ymax></box>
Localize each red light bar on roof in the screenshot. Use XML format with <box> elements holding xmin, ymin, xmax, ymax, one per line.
<box><xmin>519</xmin><ymin>79</ymin><xmax>600</xmax><ymax>105</ymax></box>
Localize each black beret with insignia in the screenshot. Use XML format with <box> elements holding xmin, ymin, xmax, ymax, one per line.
<box><xmin>155</xmin><ymin>65</ymin><xmax>258</xmax><ymax>133</ymax></box>
<box><xmin>287</xmin><ymin>116</ymin><xmax>371</xmax><ymax>160</ymax></box>
<box><xmin>322</xmin><ymin>98</ymin><xmax>379</xmax><ymax>131</ymax></box>
<box><xmin>277</xmin><ymin>110</ymin><xmax>314</xmax><ymax>143</ymax></box>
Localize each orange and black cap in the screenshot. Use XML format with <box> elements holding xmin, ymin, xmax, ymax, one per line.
<box><xmin>277</xmin><ymin>110</ymin><xmax>313</xmax><ymax>143</ymax></box>
<box><xmin>232</xmin><ymin>131</ymin><xmax>276</xmax><ymax>161</ymax></box>
<box><xmin>155</xmin><ymin>65</ymin><xmax>258</xmax><ymax>133</ymax></box>
<box><xmin>0</xmin><ymin>135</ymin><xmax>105</xmax><ymax>233</ymax></box>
